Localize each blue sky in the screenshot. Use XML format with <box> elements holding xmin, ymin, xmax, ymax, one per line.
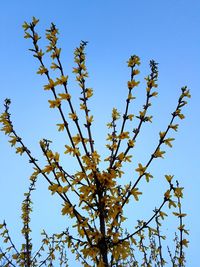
<box><xmin>0</xmin><ymin>0</ymin><xmax>199</xmax><ymax>265</ymax></box>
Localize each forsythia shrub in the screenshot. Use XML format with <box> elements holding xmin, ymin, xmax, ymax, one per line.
<box><xmin>0</xmin><ymin>17</ymin><xmax>190</xmax><ymax>267</ymax></box>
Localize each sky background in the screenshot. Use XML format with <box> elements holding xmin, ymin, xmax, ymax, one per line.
<box><xmin>0</xmin><ymin>0</ymin><xmax>199</xmax><ymax>266</ymax></box>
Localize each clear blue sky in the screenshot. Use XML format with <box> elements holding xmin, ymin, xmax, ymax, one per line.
<box><xmin>0</xmin><ymin>0</ymin><xmax>199</xmax><ymax>266</ymax></box>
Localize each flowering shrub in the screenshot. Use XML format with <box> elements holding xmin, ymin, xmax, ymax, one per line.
<box><xmin>0</xmin><ymin>17</ymin><xmax>190</xmax><ymax>267</ymax></box>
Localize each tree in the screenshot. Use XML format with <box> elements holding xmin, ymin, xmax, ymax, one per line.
<box><xmin>0</xmin><ymin>17</ymin><xmax>190</xmax><ymax>267</ymax></box>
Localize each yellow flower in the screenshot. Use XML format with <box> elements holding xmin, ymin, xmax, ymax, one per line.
<box><xmin>170</xmin><ymin>124</ymin><xmax>179</xmax><ymax>131</ymax></box>
<box><xmin>153</xmin><ymin>148</ymin><xmax>165</xmax><ymax>158</ymax></box>
<box><xmin>128</xmin><ymin>93</ymin><xmax>135</xmax><ymax>100</ymax></box>
<box><xmin>37</xmin><ymin>65</ymin><xmax>48</xmax><ymax>75</ymax></box>
<box><xmin>80</xmin><ymin>103</ymin><xmax>86</xmax><ymax>110</ymax></box>
<box><xmin>35</xmin><ymin>49</ymin><xmax>44</xmax><ymax>59</ymax></box>
<box><xmin>43</xmin><ymin>165</ymin><xmax>54</xmax><ymax>174</ymax></box>
<box><xmin>46</xmin><ymin>150</ymin><xmax>54</xmax><ymax>159</ymax></box>
<box><xmin>118</xmin><ymin>132</ymin><xmax>129</xmax><ymax>139</ymax></box>
<box><xmin>127</xmin><ymin>80</ymin><xmax>140</xmax><ymax>89</ymax></box>
<box><xmin>56</xmin><ymin>75</ymin><xmax>68</xmax><ymax>85</ymax></box>
<box><xmin>124</xmin><ymin>155</ymin><xmax>132</xmax><ymax>162</ymax></box>
<box><xmin>86</xmin><ymin>115</ymin><xmax>94</xmax><ymax>124</ymax></box>
<box><xmin>181</xmin><ymin>239</ymin><xmax>189</xmax><ymax>248</ymax></box>
<box><xmin>56</xmin><ymin>172</ymin><xmax>66</xmax><ymax>182</ymax></box>
<box><xmin>164</xmin><ymin>189</ymin><xmax>171</xmax><ymax>200</ymax></box>
<box><xmin>72</xmin><ymin>134</ymin><xmax>82</xmax><ymax>145</ymax></box>
<box><xmin>51</xmin><ymin>48</ymin><xmax>61</xmax><ymax>59</ymax></box>
<box><xmin>50</xmin><ymin>63</ymin><xmax>59</xmax><ymax>71</ymax></box>
<box><xmin>80</xmin><ymin>63</ymin><xmax>86</xmax><ymax>71</ymax></box>
<box><xmin>48</xmin><ymin>183</ymin><xmax>59</xmax><ymax>194</ymax></box>
<box><xmin>32</xmin><ymin>16</ymin><xmax>39</xmax><ymax>26</ymax></box>
<box><xmin>168</xmin><ymin>199</ymin><xmax>176</xmax><ymax>208</ymax></box>
<box><xmin>173</xmin><ymin>212</ymin><xmax>187</xmax><ymax>218</ymax></box>
<box><xmin>69</xmin><ymin>112</ymin><xmax>78</xmax><ymax>120</ymax></box>
<box><xmin>44</xmin><ymin>79</ymin><xmax>55</xmax><ymax>90</ymax></box>
<box><xmin>9</xmin><ymin>135</ymin><xmax>18</xmax><ymax>146</ymax></box>
<box><xmin>159</xmin><ymin>211</ymin><xmax>168</xmax><ymax>220</ymax></box>
<box><xmin>58</xmin><ymin>93</ymin><xmax>71</xmax><ymax>100</ymax></box>
<box><xmin>175</xmin><ymin>109</ymin><xmax>185</xmax><ymax>119</ymax></box>
<box><xmin>159</xmin><ymin>131</ymin><xmax>166</xmax><ymax>139</ymax></box>
<box><xmin>128</xmin><ymin>139</ymin><xmax>135</xmax><ymax>147</ymax></box>
<box><xmin>112</xmin><ymin>108</ymin><xmax>120</xmax><ymax>120</ymax></box>
<box><xmin>64</xmin><ymin>145</ymin><xmax>74</xmax><ymax>155</ymax></box>
<box><xmin>127</xmin><ymin>55</ymin><xmax>140</xmax><ymax>67</ymax></box>
<box><xmin>64</xmin><ymin>145</ymin><xmax>80</xmax><ymax>156</ymax></box>
<box><xmin>61</xmin><ymin>202</ymin><xmax>73</xmax><ymax>215</ymax></box>
<box><xmin>145</xmin><ymin>172</ymin><xmax>153</xmax><ymax>182</ymax></box>
<box><xmin>48</xmin><ymin>99</ymin><xmax>61</xmax><ymax>108</ymax></box>
<box><xmin>72</xmin><ymin>67</ymin><xmax>79</xmax><ymax>74</ymax></box>
<box><xmin>131</xmin><ymin>188</ymin><xmax>142</xmax><ymax>201</ymax></box>
<box><xmin>86</xmin><ymin>88</ymin><xmax>93</xmax><ymax>98</ymax></box>
<box><xmin>147</xmin><ymin>79</ymin><xmax>158</xmax><ymax>88</ymax></box>
<box><xmin>165</xmin><ymin>175</ymin><xmax>174</xmax><ymax>183</ymax></box>
<box><xmin>181</xmin><ymin>87</ymin><xmax>191</xmax><ymax>98</ymax></box>
<box><xmin>127</xmin><ymin>114</ymin><xmax>134</xmax><ymax>120</ymax></box>
<box><xmin>22</xmin><ymin>22</ymin><xmax>30</xmax><ymax>30</ymax></box>
<box><xmin>57</xmin><ymin>123</ymin><xmax>65</xmax><ymax>131</ymax></box>
<box><xmin>117</xmin><ymin>152</ymin><xmax>124</xmax><ymax>161</ymax></box>
<box><xmin>164</xmin><ymin>137</ymin><xmax>175</xmax><ymax>147</ymax></box>
<box><xmin>106</xmin><ymin>133</ymin><xmax>115</xmax><ymax>141</ymax></box>
<box><xmin>151</xmin><ymin>91</ymin><xmax>158</xmax><ymax>97</ymax></box>
<box><xmin>16</xmin><ymin>147</ymin><xmax>25</xmax><ymax>155</ymax></box>
<box><xmin>92</xmin><ymin>151</ymin><xmax>101</xmax><ymax>164</ymax></box>
<box><xmin>24</xmin><ymin>32</ymin><xmax>32</xmax><ymax>39</ymax></box>
<box><xmin>139</xmin><ymin>110</ymin><xmax>146</xmax><ymax>118</ymax></box>
<box><xmin>135</xmin><ymin>163</ymin><xmax>146</xmax><ymax>176</ymax></box>
<box><xmin>54</xmin><ymin>152</ymin><xmax>60</xmax><ymax>162</ymax></box>
<box><xmin>12</xmin><ymin>254</ymin><xmax>18</xmax><ymax>260</ymax></box>
<box><xmin>133</xmin><ymin>69</ymin><xmax>140</xmax><ymax>75</ymax></box>
<box><xmin>174</xmin><ymin>187</ymin><xmax>184</xmax><ymax>198</ymax></box>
